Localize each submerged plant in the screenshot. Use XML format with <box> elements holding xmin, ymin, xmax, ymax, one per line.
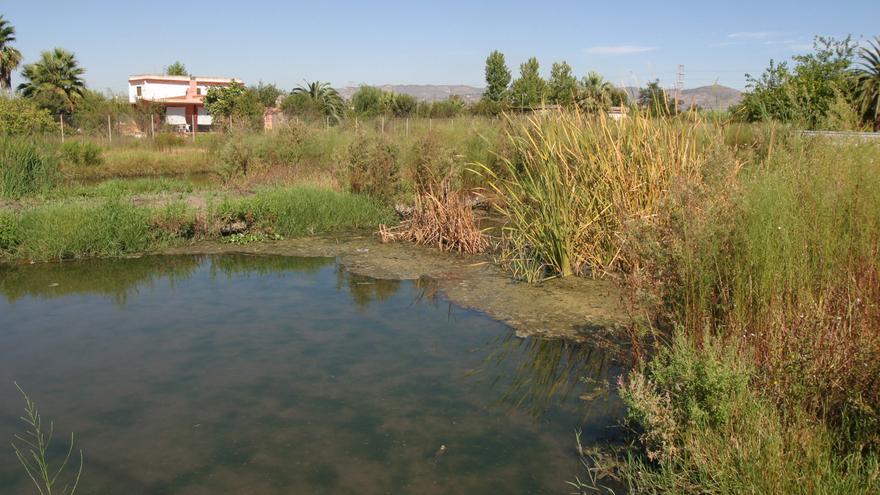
<box><xmin>10</xmin><ymin>383</ymin><xmax>83</xmax><ymax>495</ymax></box>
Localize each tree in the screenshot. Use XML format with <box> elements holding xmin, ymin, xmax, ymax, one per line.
<box><xmin>389</xmin><ymin>93</ymin><xmax>417</xmax><ymax>117</ymax></box>
<box><xmin>0</xmin><ymin>97</ymin><xmax>56</xmax><ymax>135</ymax></box>
<box><xmin>250</xmin><ymin>81</ymin><xmax>284</xmax><ymax>108</ymax></box>
<box><xmin>638</xmin><ymin>80</ymin><xmax>676</xmax><ymax>117</ymax></box>
<box><xmin>0</xmin><ymin>15</ymin><xmax>22</xmax><ymax>95</ymax></box>
<box><xmin>288</xmin><ymin>81</ymin><xmax>344</xmax><ymax>122</ymax></box>
<box><xmin>204</xmin><ymin>83</ymin><xmax>264</xmax><ymax>130</ymax></box>
<box><xmin>548</xmin><ymin>61</ymin><xmax>578</xmax><ymax>106</ymax></box>
<box><xmin>509</xmin><ymin>57</ymin><xmax>547</xmax><ymax>108</ymax></box>
<box><xmin>351</xmin><ymin>85</ymin><xmax>386</xmax><ymax>117</ymax></box>
<box><xmin>17</xmin><ymin>48</ymin><xmax>86</xmax><ymax>117</ymax></box>
<box><xmin>165</xmin><ymin>61</ymin><xmax>188</xmax><ymax>76</ymax></box>
<box><xmin>577</xmin><ymin>71</ymin><xmax>616</xmax><ymax>113</ymax></box>
<box><xmin>738</xmin><ymin>36</ymin><xmax>858</xmax><ymax>128</ymax></box>
<box><xmin>853</xmin><ymin>36</ymin><xmax>880</xmax><ymax>130</ymax></box>
<box><xmin>484</xmin><ymin>50</ymin><xmax>511</xmax><ymax>103</ymax></box>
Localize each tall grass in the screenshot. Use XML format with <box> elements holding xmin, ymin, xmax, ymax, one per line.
<box><xmin>0</xmin><ymin>137</ymin><xmax>58</xmax><ymax>198</ymax></box>
<box><xmin>478</xmin><ymin>111</ymin><xmax>710</xmax><ymax>280</ymax></box>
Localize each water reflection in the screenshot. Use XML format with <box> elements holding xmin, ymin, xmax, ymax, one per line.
<box><xmin>0</xmin><ymin>255</ymin><xmax>624</xmax><ymax>494</ymax></box>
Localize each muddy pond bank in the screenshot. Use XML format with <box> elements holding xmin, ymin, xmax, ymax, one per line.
<box><xmin>162</xmin><ymin>234</ymin><xmax>633</xmax><ymax>345</ymax></box>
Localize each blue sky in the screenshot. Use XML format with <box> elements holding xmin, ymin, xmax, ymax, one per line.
<box><xmin>4</xmin><ymin>1</ymin><xmax>878</xmax><ymax>93</ymax></box>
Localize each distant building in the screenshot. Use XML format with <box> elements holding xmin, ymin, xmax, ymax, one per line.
<box><xmin>607</xmin><ymin>106</ymin><xmax>628</xmax><ymax>121</ymax></box>
<box><xmin>128</xmin><ymin>74</ymin><xmax>243</xmax><ymax>132</ymax></box>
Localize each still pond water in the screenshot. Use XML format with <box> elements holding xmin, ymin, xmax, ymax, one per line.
<box><xmin>0</xmin><ymin>255</ymin><xmax>622</xmax><ymax>494</ymax></box>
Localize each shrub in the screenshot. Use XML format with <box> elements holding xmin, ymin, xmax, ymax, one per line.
<box><xmin>617</xmin><ymin>334</ymin><xmax>880</xmax><ymax>494</ymax></box>
<box><xmin>0</xmin><ymin>97</ymin><xmax>57</xmax><ymax>136</ymax></box>
<box><xmin>60</xmin><ymin>140</ymin><xmax>103</xmax><ymax>166</ymax></box>
<box><xmin>216</xmin><ymin>134</ymin><xmax>256</xmax><ymax>179</ymax></box>
<box><xmin>345</xmin><ymin>135</ymin><xmax>399</xmax><ymax>202</ymax></box>
<box><xmin>409</xmin><ymin>133</ymin><xmax>461</xmax><ymax>192</ymax></box>
<box><xmin>0</xmin><ymin>137</ymin><xmax>58</xmax><ymax>198</ymax></box>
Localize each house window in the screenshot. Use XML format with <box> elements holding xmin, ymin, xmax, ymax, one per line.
<box><xmin>136</xmin><ymin>86</ymin><xmax>142</xmax><ymax>97</ymax></box>
<box><xmin>196</xmin><ymin>87</ymin><xmax>202</xmax><ymax>95</ymax></box>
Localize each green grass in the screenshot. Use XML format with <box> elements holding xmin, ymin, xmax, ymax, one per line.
<box><xmin>0</xmin><ymin>137</ymin><xmax>57</xmax><ymax>198</ymax></box>
<box><xmin>0</xmin><ymin>185</ymin><xmax>392</xmax><ymax>261</ymax></box>
<box><xmin>51</xmin><ymin>177</ymin><xmax>198</xmax><ymax>199</ymax></box>
<box><xmin>216</xmin><ymin>186</ymin><xmax>393</xmax><ymax>236</ymax></box>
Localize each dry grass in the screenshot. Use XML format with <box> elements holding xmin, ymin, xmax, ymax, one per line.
<box><xmin>378</xmin><ymin>179</ymin><xmax>488</xmax><ymax>254</ymax></box>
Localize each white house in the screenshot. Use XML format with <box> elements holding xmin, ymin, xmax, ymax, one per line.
<box><xmin>128</xmin><ymin>74</ymin><xmax>243</xmax><ymax>131</ymax></box>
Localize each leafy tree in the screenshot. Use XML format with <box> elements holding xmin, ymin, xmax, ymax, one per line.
<box><xmin>165</xmin><ymin>61</ymin><xmax>188</xmax><ymax>76</ymax></box>
<box><xmin>548</xmin><ymin>61</ymin><xmax>578</xmax><ymax>106</ymax></box>
<box><xmin>0</xmin><ymin>97</ymin><xmax>56</xmax><ymax>135</ymax></box>
<box><xmin>638</xmin><ymin>80</ymin><xmax>675</xmax><ymax>116</ymax></box>
<box><xmin>351</xmin><ymin>85</ymin><xmax>386</xmax><ymax>117</ymax></box>
<box><xmin>509</xmin><ymin>57</ymin><xmax>547</xmax><ymax>108</ymax></box>
<box><xmin>287</xmin><ymin>81</ymin><xmax>344</xmax><ymax>122</ymax></box>
<box><xmin>853</xmin><ymin>36</ymin><xmax>880</xmax><ymax>130</ymax></box>
<box><xmin>737</xmin><ymin>36</ymin><xmax>858</xmax><ymax>128</ymax></box>
<box><xmin>250</xmin><ymin>81</ymin><xmax>284</xmax><ymax>108</ymax></box>
<box><xmin>0</xmin><ymin>15</ymin><xmax>22</xmax><ymax>96</ymax></box>
<box><xmin>484</xmin><ymin>50</ymin><xmax>511</xmax><ymax>103</ymax></box>
<box><xmin>428</xmin><ymin>95</ymin><xmax>465</xmax><ymax>118</ymax></box>
<box><xmin>389</xmin><ymin>92</ymin><xmax>417</xmax><ymax>117</ymax></box>
<box><xmin>17</xmin><ymin>48</ymin><xmax>86</xmax><ymax>117</ymax></box>
<box><xmin>204</xmin><ymin>83</ymin><xmax>264</xmax><ymax>130</ymax></box>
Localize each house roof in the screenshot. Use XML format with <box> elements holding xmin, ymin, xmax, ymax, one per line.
<box><xmin>128</xmin><ymin>74</ymin><xmax>243</xmax><ymax>85</ymax></box>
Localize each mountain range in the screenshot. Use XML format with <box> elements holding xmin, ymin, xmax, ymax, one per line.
<box><xmin>337</xmin><ymin>84</ymin><xmax>743</xmax><ymax>110</ymax></box>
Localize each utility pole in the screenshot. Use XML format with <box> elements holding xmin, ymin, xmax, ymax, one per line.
<box><xmin>675</xmin><ymin>64</ymin><xmax>684</xmax><ymax>114</ymax></box>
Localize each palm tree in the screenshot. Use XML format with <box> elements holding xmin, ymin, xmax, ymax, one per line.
<box><xmin>578</xmin><ymin>71</ymin><xmax>616</xmax><ymax>113</ymax></box>
<box><xmin>0</xmin><ymin>15</ymin><xmax>22</xmax><ymax>95</ymax></box>
<box><xmin>853</xmin><ymin>36</ymin><xmax>880</xmax><ymax>131</ymax></box>
<box><xmin>17</xmin><ymin>48</ymin><xmax>86</xmax><ymax>115</ymax></box>
<box><xmin>291</xmin><ymin>81</ymin><xmax>345</xmax><ymax>122</ymax></box>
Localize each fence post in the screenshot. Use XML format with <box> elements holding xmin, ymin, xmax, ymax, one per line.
<box><xmin>405</xmin><ymin>118</ymin><xmax>409</xmax><ymax>137</ymax></box>
<box><xmin>429</xmin><ymin>118</ymin><xmax>432</xmax><ymax>130</ymax></box>
<box><xmin>326</xmin><ymin>115</ymin><xmax>329</xmax><ymax>130</ymax></box>
<box><xmin>107</xmin><ymin>114</ymin><xmax>112</xmax><ymax>144</ymax></box>
<box><xmin>60</xmin><ymin>114</ymin><xmax>65</xmax><ymax>143</ymax></box>
<box><xmin>150</xmin><ymin>114</ymin><xmax>155</xmax><ymax>138</ymax></box>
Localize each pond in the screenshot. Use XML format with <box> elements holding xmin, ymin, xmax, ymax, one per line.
<box><xmin>0</xmin><ymin>255</ymin><xmax>623</xmax><ymax>494</ymax></box>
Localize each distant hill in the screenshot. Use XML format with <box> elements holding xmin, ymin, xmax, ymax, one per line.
<box><xmin>622</xmin><ymin>85</ymin><xmax>742</xmax><ymax>111</ymax></box>
<box><xmin>337</xmin><ymin>85</ymin><xmax>484</xmax><ymax>103</ymax></box>
<box><xmin>337</xmin><ymin>83</ymin><xmax>742</xmax><ymax>110</ymax></box>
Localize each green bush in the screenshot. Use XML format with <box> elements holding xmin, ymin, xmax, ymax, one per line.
<box><xmin>60</xmin><ymin>140</ymin><xmax>103</xmax><ymax>166</ymax></box>
<box><xmin>0</xmin><ymin>137</ymin><xmax>58</xmax><ymax>198</ymax></box>
<box><xmin>617</xmin><ymin>334</ymin><xmax>880</xmax><ymax>494</ymax></box>
<box><xmin>345</xmin><ymin>135</ymin><xmax>399</xmax><ymax>202</ymax></box>
<box><xmin>0</xmin><ymin>97</ymin><xmax>57</xmax><ymax>136</ymax></box>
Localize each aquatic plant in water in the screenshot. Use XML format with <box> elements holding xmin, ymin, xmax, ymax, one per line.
<box><xmin>10</xmin><ymin>383</ymin><xmax>83</xmax><ymax>495</ymax></box>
